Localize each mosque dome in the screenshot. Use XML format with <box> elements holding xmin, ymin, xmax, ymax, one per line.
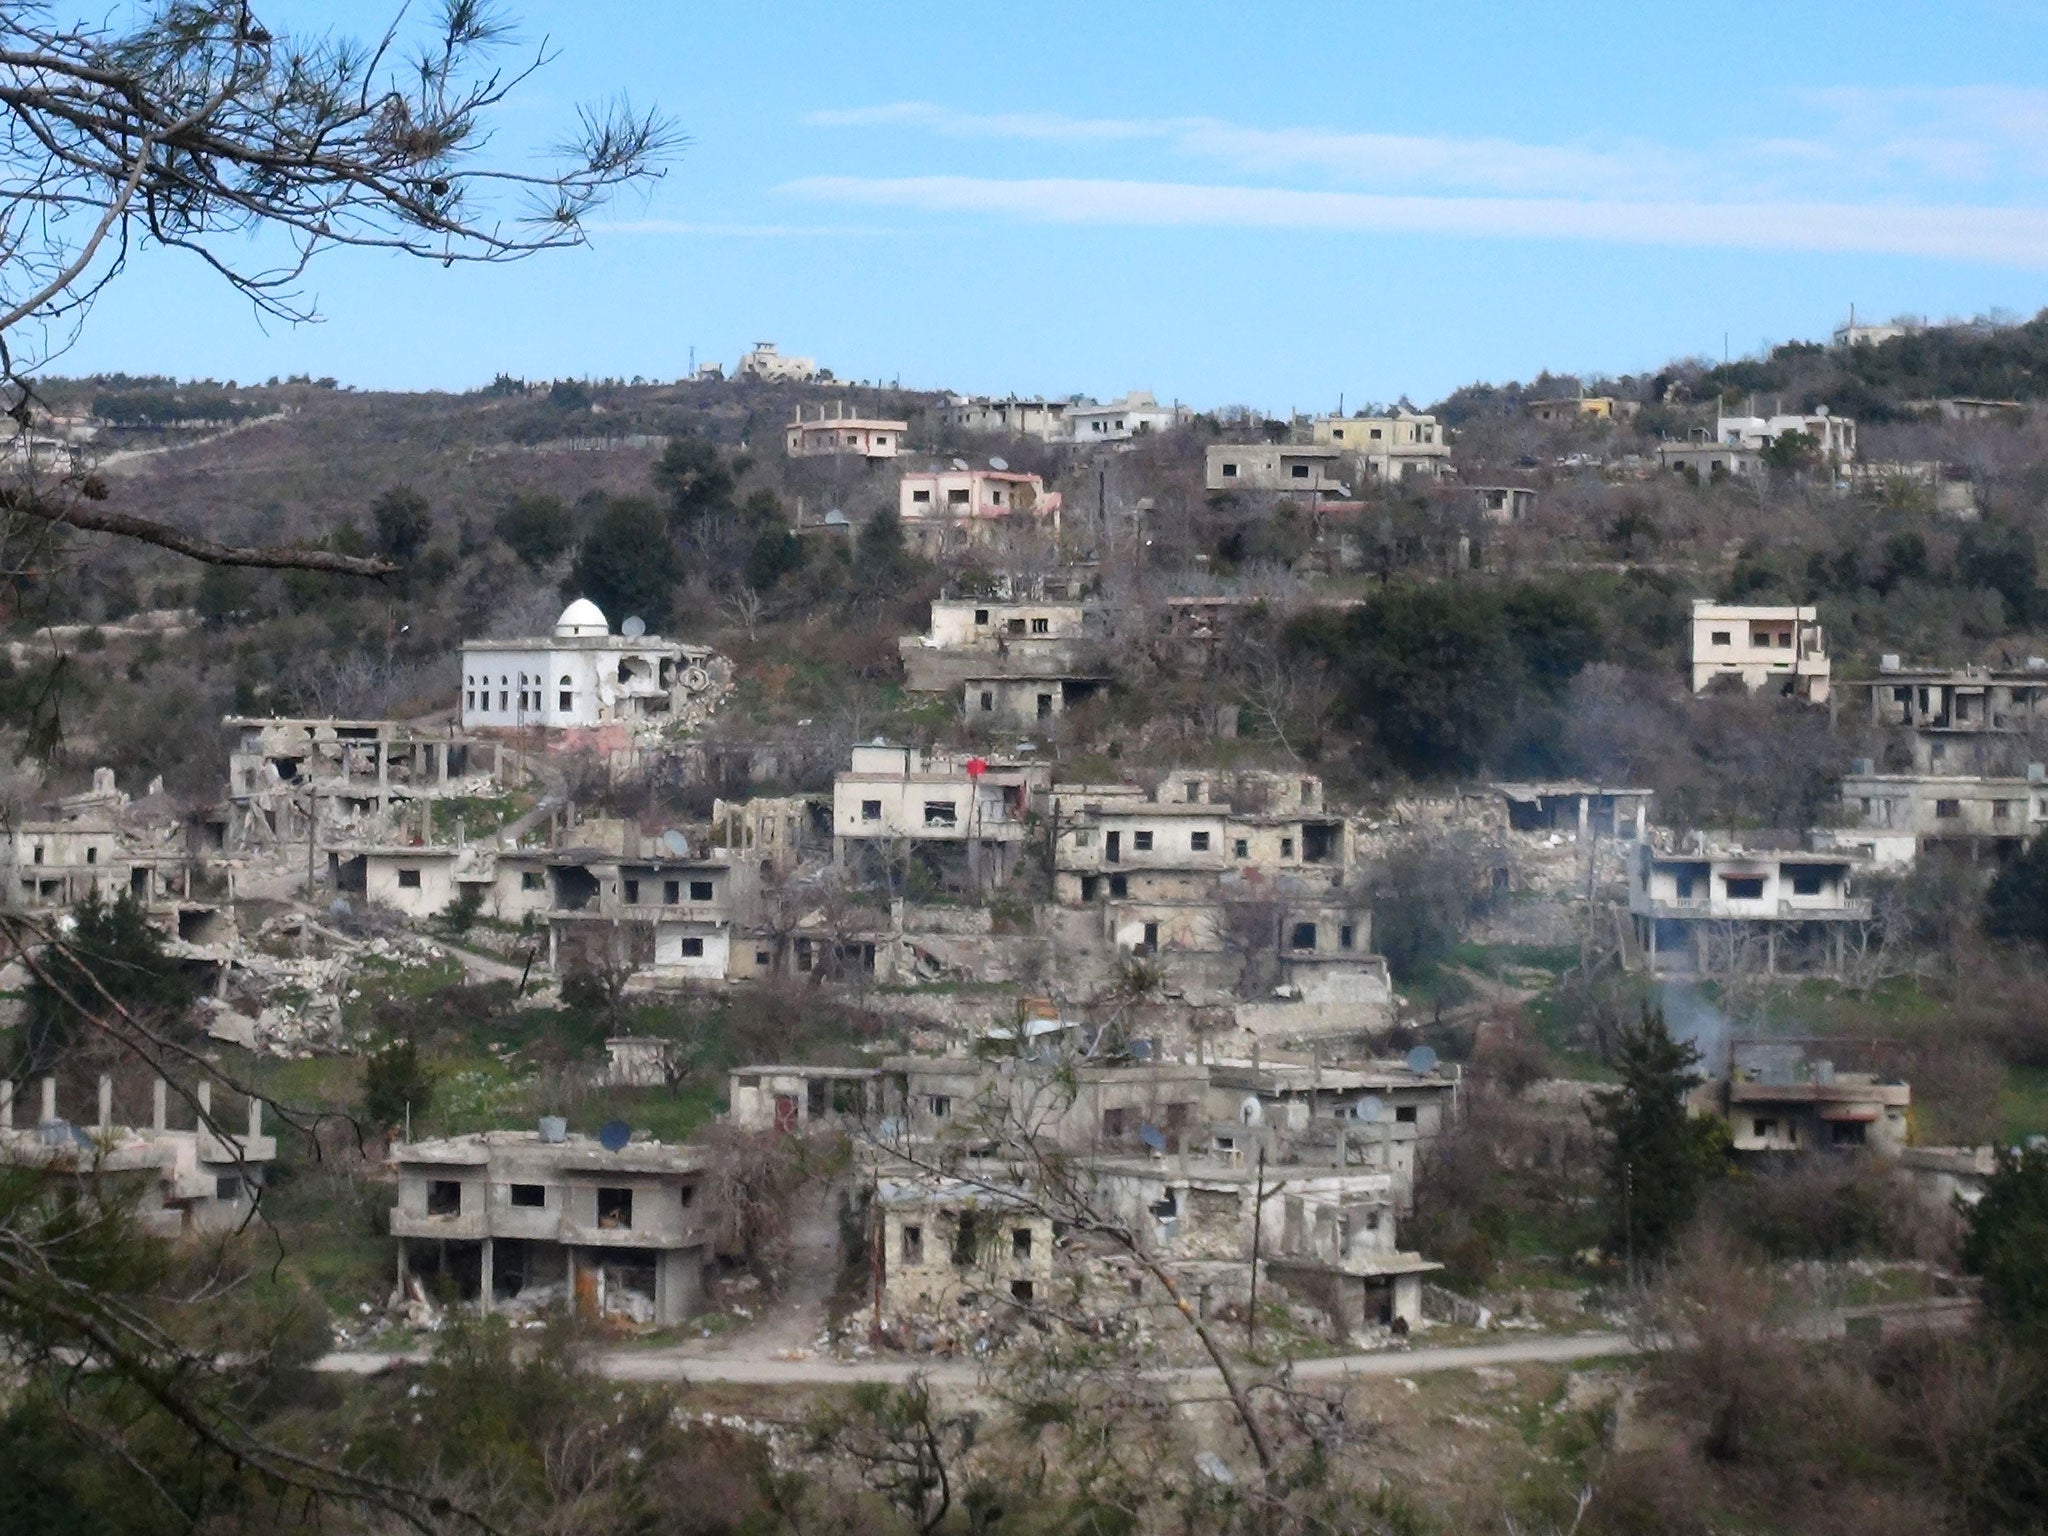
<box><xmin>554</xmin><ymin>598</ymin><xmax>610</xmax><ymax>638</ymax></box>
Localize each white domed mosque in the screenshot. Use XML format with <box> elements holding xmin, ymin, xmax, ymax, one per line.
<box><xmin>459</xmin><ymin>599</ymin><xmax>715</xmax><ymax>731</ymax></box>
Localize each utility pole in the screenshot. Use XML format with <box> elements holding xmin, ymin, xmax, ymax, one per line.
<box><xmin>1247</xmin><ymin>1145</ymin><xmax>1266</xmax><ymax>1351</ymax></box>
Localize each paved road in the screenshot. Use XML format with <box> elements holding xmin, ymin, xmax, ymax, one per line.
<box><xmin>319</xmin><ymin>1330</ymin><xmax>1636</xmax><ymax>1388</ymax></box>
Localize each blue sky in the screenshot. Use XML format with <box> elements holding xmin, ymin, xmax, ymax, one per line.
<box><xmin>59</xmin><ymin>0</ymin><xmax>2048</xmax><ymax>409</ymax></box>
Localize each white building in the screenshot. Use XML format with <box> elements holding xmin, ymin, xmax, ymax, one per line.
<box><xmin>1063</xmin><ymin>391</ymin><xmax>1188</xmax><ymax>442</ymax></box>
<box><xmin>736</xmin><ymin>342</ymin><xmax>816</xmax><ymax>382</ymax></box>
<box><xmin>1715</xmin><ymin>412</ymin><xmax>1856</xmax><ymax>462</ymax></box>
<box><xmin>1629</xmin><ymin>839</ymin><xmax>1872</xmax><ymax>975</ymax></box>
<box><xmin>460</xmin><ymin>600</ymin><xmax>715</xmax><ymax>732</ymax></box>
<box><xmin>1690</xmin><ymin>600</ymin><xmax>1830</xmax><ymax>702</ymax></box>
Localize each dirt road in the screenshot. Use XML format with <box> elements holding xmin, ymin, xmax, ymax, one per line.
<box><xmin>318</xmin><ymin>1330</ymin><xmax>1636</xmax><ymax>1387</ymax></box>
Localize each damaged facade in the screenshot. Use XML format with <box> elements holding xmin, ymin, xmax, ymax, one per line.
<box><xmin>460</xmin><ymin>599</ymin><xmax>720</xmax><ymax>733</ymax></box>
<box><xmin>389</xmin><ymin>1126</ymin><xmax>711</xmax><ymax>1326</ymax></box>
<box><xmin>1630</xmin><ymin>835</ymin><xmax>1872</xmax><ymax>975</ymax></box>
<box><xmin>0</xmin><ymin>1074</ymin><xmax>273</xmax><ymax>1237</ymax></box>
<box><xmin>898</xmin><ymin>597</ymin><xmax>1111</xmax><ymax>726</ymax></box>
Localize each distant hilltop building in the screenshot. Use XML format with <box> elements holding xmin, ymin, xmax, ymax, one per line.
<box><xmin>1832</xmin><ymin>308</ymin><xmax>1920</xmax><ymax>348</ymax></box>
<box><xmin>1525</xmin><ymin>395</ymin><xmax>1640</xmax><ymax>425</ymax></box>
<box><xmin>736</xmin><ymin>341</ymin><xmax>816</xmax><ymax>383</ymax></box>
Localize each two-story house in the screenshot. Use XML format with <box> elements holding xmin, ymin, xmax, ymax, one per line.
<box><xmin>832</xmin><ymin>744</ymin><xmax>1046</xmax><ymax>893</ymax></box>
<box><xmin>1630</xmin><ymin>836</ymin><xmax>1872</xmax><ymax>975</ymax></box>
<box><xmin>1690</xmin><ymin>600</ymin><xmax>1831</xmax><ymax>702</ymax></box>
<box><xmin>389</xmin><ymin>1126</ymin><xmax>712</xmax><ymax>1326</ymax></box>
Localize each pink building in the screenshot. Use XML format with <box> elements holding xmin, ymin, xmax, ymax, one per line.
<box><xmin>897</xmin><ymin>468</ymin><xmax>1062</xmax><ymax>555</ymax></box>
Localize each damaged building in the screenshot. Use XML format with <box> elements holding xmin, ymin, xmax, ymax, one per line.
<box><xmin>1050</xmin><ymin>770</ymin><xmax>1384</xmax><ymax>1009</ymax></box>
<box><xmin>0</xmin><ymin>1075</ymin><xmax>273</xmax><ymax>1237</ymax></box>
<box><xmin>389</xmin><ymin>1123</ymin><xmax>711</xmax><ymax>1326</ymax></box>
<box><xmin>460</xmin><ymin>599</ymin><xmax>720</xmax><ymax>734</ymax></box>
<box><xmin>1629</xmin><ymin>834</ymin><xmax>1873</xmax><ymax>975</ymax></box>
<box><xmin>834</xmin><ymin>744</ymin><xmax>1047</xmax><ymax>894</ymax></box>
<box><xmin>1851</xmin><ymin>658</ymin><xmax>2048</xmax><ymax>773</ymax></box>
<box><xmin>224</xmin><ymin>716</ymin><xmax>512</xmax><ymax>853</ymax></box>
<box><xmin>899</xmin><ymin>596</ymin><xmax>1111</xmax><ymax>727</ymax></box>
<box><xmin>0</xmin><ymin>766</ymin><xmax>235</xmax><ymax>949</ymax></box>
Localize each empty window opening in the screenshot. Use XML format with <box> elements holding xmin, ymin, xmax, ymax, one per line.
<box><xmin>1723</xmin><ymin>876</ymin><xmax>1765</xmax><ymax>900</ymax></box>
<box><xmin>1012</xmin><ymin>1227</ymin><xmax>1033</xmax><ymax>1260</ymax></box>
<box><xmin>664</xmin><ymin>879</ymin><xmax>680</xmax><ymax>903</ymax></box>
<box><xmin>1133</xmin><ymin>831</ymin><xmax>1154</xmax><ymax>851</ymax></box>
<box><xmin>861</xmin><ymin>799</ymin><xmax>882</xmax><ymax>821</ymax></box>
<box><xmin>1289</xmin><ymin>922</ymin><xmax>1318</xmax><ymax>950</ymax></box>
<box><xmin>1190</xmin><ymin>831</ymin><xmax>1211</xmax><ymax>851</ymax></box>
<box><xmin>426</xmin><ymin>1180</ymin><xmax>462</xmax><ymax>1217</ymax></box>
<box><xmin>691</xmin><ymin>879</ymin><xmax>714</xmax><ymax>901</ymax></box>
<box><xmin>1010</xmin><ymin>1278</ymin><xmax>1034</xmax><ymax>1302</ymax></box>
<box><xmin>951</xmin><ymin>1211</ymin><xmax>980</xmax><ymax>1268</ymax></box>
<box><xmin>678</xmin><ymin>937</ymin><xmax>704</xmax><ymax>958</ymax></box>
<box><xmin>901</xmin><ymin>1225</ymin><xmax>923</xmax><ymax>1263</ymax></box>
<box><xmin>397</xmin><ymin>868</ymin><xmax>422</xmax><ymax>890</ymax></box>
<box><xmin>1790</xmin><ymin>870</ymin><xmax>1824</xmax><ymax>897</ymax></box>
<box><xmin>510</xmin><ymin>1183</ymin><xmax>545</xmax><ymax>1208</ymax></box>
<box><xmin>923</xmin><ymin>800</ymin><xmax>958</xmax><ymax>828</ymax></box>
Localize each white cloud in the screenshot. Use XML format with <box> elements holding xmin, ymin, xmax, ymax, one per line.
<box><xmin>803</xmin><ymin>102</ymin><xmax>1693</xmax><ymax>197</ymax></box>
<box><xmin>779</xmin><ymin>174</ymin><xmax>2048</xmax><ymax>268</ymax></box>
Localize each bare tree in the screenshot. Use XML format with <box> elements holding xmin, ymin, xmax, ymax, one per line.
<box><xmin>0</xmin><ymin>1</ymin><xmax>676</xmax><ymax>574</ymax></box>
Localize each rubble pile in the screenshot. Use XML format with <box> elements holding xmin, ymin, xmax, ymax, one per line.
<box><xmin>200</xmin><ymin>910</ymin><xmax>455</xmax><ymax>1057</ymax></box>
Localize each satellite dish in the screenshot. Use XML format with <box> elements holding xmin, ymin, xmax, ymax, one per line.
<box><xmin>1406</xmin><ymin>1045</ymin><xmax>1440</xmax><ymax>1075</ymax></box>
<box><xmin>598</xmin><ymin>1120</ymin><xmax>632</xmax><ymax>1152</ymax></box>
<box><xmin>989</xmin><ymin>455</ymin><xmax>1009</xmax><ymax>471</ymax></box>
<box><xmin>1239</xmin><ymin>1095</ymin><xmax>1263</xmax><ymax>1126</ymax></box>
<box><xmin>1357</xmin><ymin>1095</ymin><xmax>1385</xmax><ymax>1124</ymax></box>
<box><xmin>661</xmin><ymin>829</ymin><xmax>691</xmax><ymax>857</ymax></box>
<box><xmin>1138</xmin><ymin>1124</ymin><xmax>1166</xmax><ymax>1151</ymax></box>
<box><xmin>621</xmin><ymin>615</ymin><xmax>647</xmax><ymax>639</ymax></box>
<box><xmin>823</xmin><ymin>508</ymin><xmax>848</xmax><ymax>526</ymax></box>
<box><xmin>950</xmin><ymin>457</ymin><xmax>970</xmax><ymax>471</ymax></box>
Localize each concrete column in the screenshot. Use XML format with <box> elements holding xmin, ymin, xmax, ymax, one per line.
<box><xmin>1766</xmin><ymin>929</ymin><xmax>1777</xmax><ymax>974</ymax></box>
<box><xmin>248</xmin><ymin>1097</ymin><xmax>263</xmax><ymax>1140</ymax></box>
<box><xmin>1</xmin><ymin>1078</ymin><xmax>13</xmax><ymax>1131</ymax></box>
<box><xmin>152</xmin><ymin>1078</ymin><xmax>167</xmax><ymax>1131</ymax></box>
<box><xmin>196</xmin><ymin>1080</ymin><xmax>211</xmax><ymax>1124</ymax></box>
<box><xmin>40</xmin><ymin>1076</ymin><xmax>56</xmax><ymax>1124</ymax></box>
<box><xmin>96</xmin><ymin>1074</ymin><xmax>111</xmax><ymax>1130</ymax></box>
<box><xmin>479</xmin><ymin>1237</ymin><xmax>494</xmax><ymax>1315</ymax></box>
<box><xmin>396</xmin><ymin>1240</ymin><xmax>409</xmax><ymax>1302</ymax></box>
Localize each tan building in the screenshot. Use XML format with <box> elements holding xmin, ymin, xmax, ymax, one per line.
<box><xmin>1693</xmin><ymin>1054</ymin><xmax>1910</xmax><ymax>1158</ymax></box>
<box><xmin>784</xmin><ymin>402</ymin><xmax>907</xmax><ymax>459</ymax></box>
<box><xmin>1690</xmin><ymin>600</ymin><xmax>1829</xmax><ymax>701</ymax></box>
<box><xmin>875</xmin><ymin>1176</ymin><xmax>1056</xmax><ymax>1311</ymax></box>
<box><xmin>390</xmin><ymin>1126</ymin><xmax>711</xmax><ymax>1326</ymax></box>
<box><xmin>897</xmin><ymin>467</ymin><xmax>1062</xmax><ymax>556</ymax></box>
<box><xmin>1306</xmin><ymin>413</ymin><xmax>1451</xmax><ymax>482</ymax></box>
<box><xmin>1472</xmin><ymin>485</ymin><xmax>1536</xmax><ymax>524</ymax></box>
<box><xmin>1526</xmin><ymin>395</ymin><xmax>1638</xmax><ymax>425</ymax></box>
<box><xmin>833</xmin><ymin>744</ymin><xmax>1044</xmax><ymax>892</ymax></box>
<box><xmin>1205</xmin><ymin>442</ymin><xmax>1350</xmax><ymax>494</ymax></box>
<box><xmin>1659</xmin><ymin>439</ymin><xmax>1765</xmax><ymax>481</ymax></box>
<box><xmin>736</xmin><ymin>341</ymin><xmax>816</xmax><ymax>382</ymax></box>
<box><xmin>937</xmin><ymin>395</ymin><xmax>1071</xmax><ymax>441</ymax></box>
<box><xmin>899</xmin><ymin>598</ymin><xmax>1111</xmax><ymax>728</ymax></box>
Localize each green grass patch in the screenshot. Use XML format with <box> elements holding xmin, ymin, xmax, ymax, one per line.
<box><xmin>2001</xmin><ymin>1066</ymin><xmax>2048</xmax><ymax>1142</ymax></box>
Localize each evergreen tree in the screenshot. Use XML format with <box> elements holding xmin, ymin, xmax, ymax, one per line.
<box><xmin>566</xmin><ymin>496</ymin><xmax>680</xmax><ymax>630</ymax></box>
<box><xmin>1961</xmin><ymin>1145</ymin><xmax>2048</xmax><ymax>1338</ymax></box>
<box><xmin>361</xmin><ymin>1038</ymin><xmax>435</xmax><ymax>1132</ymax></box>
<box><xmin>21</xmin><ymin>891</ymin><xmax>195</xmax><ymax>1075</ymax></box>
<box><xmin>1985</xmin><ymin>833</ymin><xmax>2048</xmax><ymax>945</ymax></box>
<box><xmin>371</xmin><ymin>485</ymin><xmax>433</xmax><ymax>562</ymax></box>
<box><xmin>494</xmin><ymin>491</ymin><xmax>574</xmax><ymax>570</ymax></box>
<box><xmin>1591</xmin><ymin>1006</ymin><xmax>1728</xmax><ymax>1265</ymax></box>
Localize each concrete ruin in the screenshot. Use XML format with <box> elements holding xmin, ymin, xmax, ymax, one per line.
<box><xmin>389</xmin><ymin>1126</ymin><xmax>711</xmax><ymax>1327</ymax></box>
